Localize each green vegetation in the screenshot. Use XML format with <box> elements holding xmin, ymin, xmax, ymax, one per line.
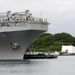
<box><xmin>29</xmin><ymin>32</ymin><xmax>75</xmax><ymax>52</ymax></box>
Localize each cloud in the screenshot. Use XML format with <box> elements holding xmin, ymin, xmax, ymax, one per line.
<box><xmin>0</xmin><ymin>0</ymin><xmax>75</xmax><ymax>36</ymax></box>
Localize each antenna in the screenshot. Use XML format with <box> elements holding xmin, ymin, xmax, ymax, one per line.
<box><xmin>40</xmin><ymin>10</ymin><xmax>42</xmax><ymax>18</ymax></box>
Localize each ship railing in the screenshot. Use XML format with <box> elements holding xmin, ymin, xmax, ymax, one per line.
<box><xmin>0</xmin><ymin>17</ymin><xmax>48</xmax><ymax>22</ymax></box>
<box><xmin>0</xmin><ymin>17</ymin><xmax>48</xmax><ymax>27</ymax></box>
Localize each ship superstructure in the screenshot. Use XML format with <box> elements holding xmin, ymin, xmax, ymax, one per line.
<box><xmin>0</xmin><ymin>10</ymin><xmax>49</xmax><ymax>59</ymax></box>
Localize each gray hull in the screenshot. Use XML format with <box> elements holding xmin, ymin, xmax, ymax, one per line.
<box><xmin>0</xmin><ymin>10</ymin><xmax>49</xmax><ymax>60</ymax></box>
<box><xmin>0</xmin><ymin>30</ymin><xmax>45</xmax><ymax>59</ymax></box>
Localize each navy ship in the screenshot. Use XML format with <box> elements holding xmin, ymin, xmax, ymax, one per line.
<box><xmin>0</xmin><ymin>10</ymin><xmax>49</xmax><ymax>59</ymax></box>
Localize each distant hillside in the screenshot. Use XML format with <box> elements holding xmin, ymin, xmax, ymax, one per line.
<box><xmin>29</xmin><ymin>32</ymin><xmax>75</xmax><ymax>52</ymax></box>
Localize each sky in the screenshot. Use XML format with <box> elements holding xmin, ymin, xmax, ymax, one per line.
<box><xmin>0</xmin><ymin>0</ymin><xmax>75</xmax><ymax>36</ymax></box>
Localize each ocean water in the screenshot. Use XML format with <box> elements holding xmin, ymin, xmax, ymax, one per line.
<box><xmin>0</xmin><ymin>56</ymin><xmax>75</xmax><ymax>75</ymax></box>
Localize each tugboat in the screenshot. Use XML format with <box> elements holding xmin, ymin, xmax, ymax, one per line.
<box><xmin>23</xmin><ymin>52</ymin><xmax>58</xmax><ymax>59</ymax></box>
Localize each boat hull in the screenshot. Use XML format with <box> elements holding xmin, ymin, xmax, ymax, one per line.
<box><xmin>0</xmin><ymin>30</ymin><xmax>44</xmax><ymax>59</ymax></box>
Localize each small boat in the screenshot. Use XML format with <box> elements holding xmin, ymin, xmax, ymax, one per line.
<box><xmin>23</xmin><ymin>52</ymin><xmax>58</xmax><ymax>59</ymax></box>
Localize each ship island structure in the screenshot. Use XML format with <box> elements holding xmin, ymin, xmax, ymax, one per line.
<box><xmin>0</xmin><ymin>10</ymin><xmax>49</xmax><ymax>60</ymax></box>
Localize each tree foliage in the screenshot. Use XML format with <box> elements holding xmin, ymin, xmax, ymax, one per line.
<box><xmin>29</xmin><ymin>32</ymin><xmax>75</xmax><ymax>52</ymax></box>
